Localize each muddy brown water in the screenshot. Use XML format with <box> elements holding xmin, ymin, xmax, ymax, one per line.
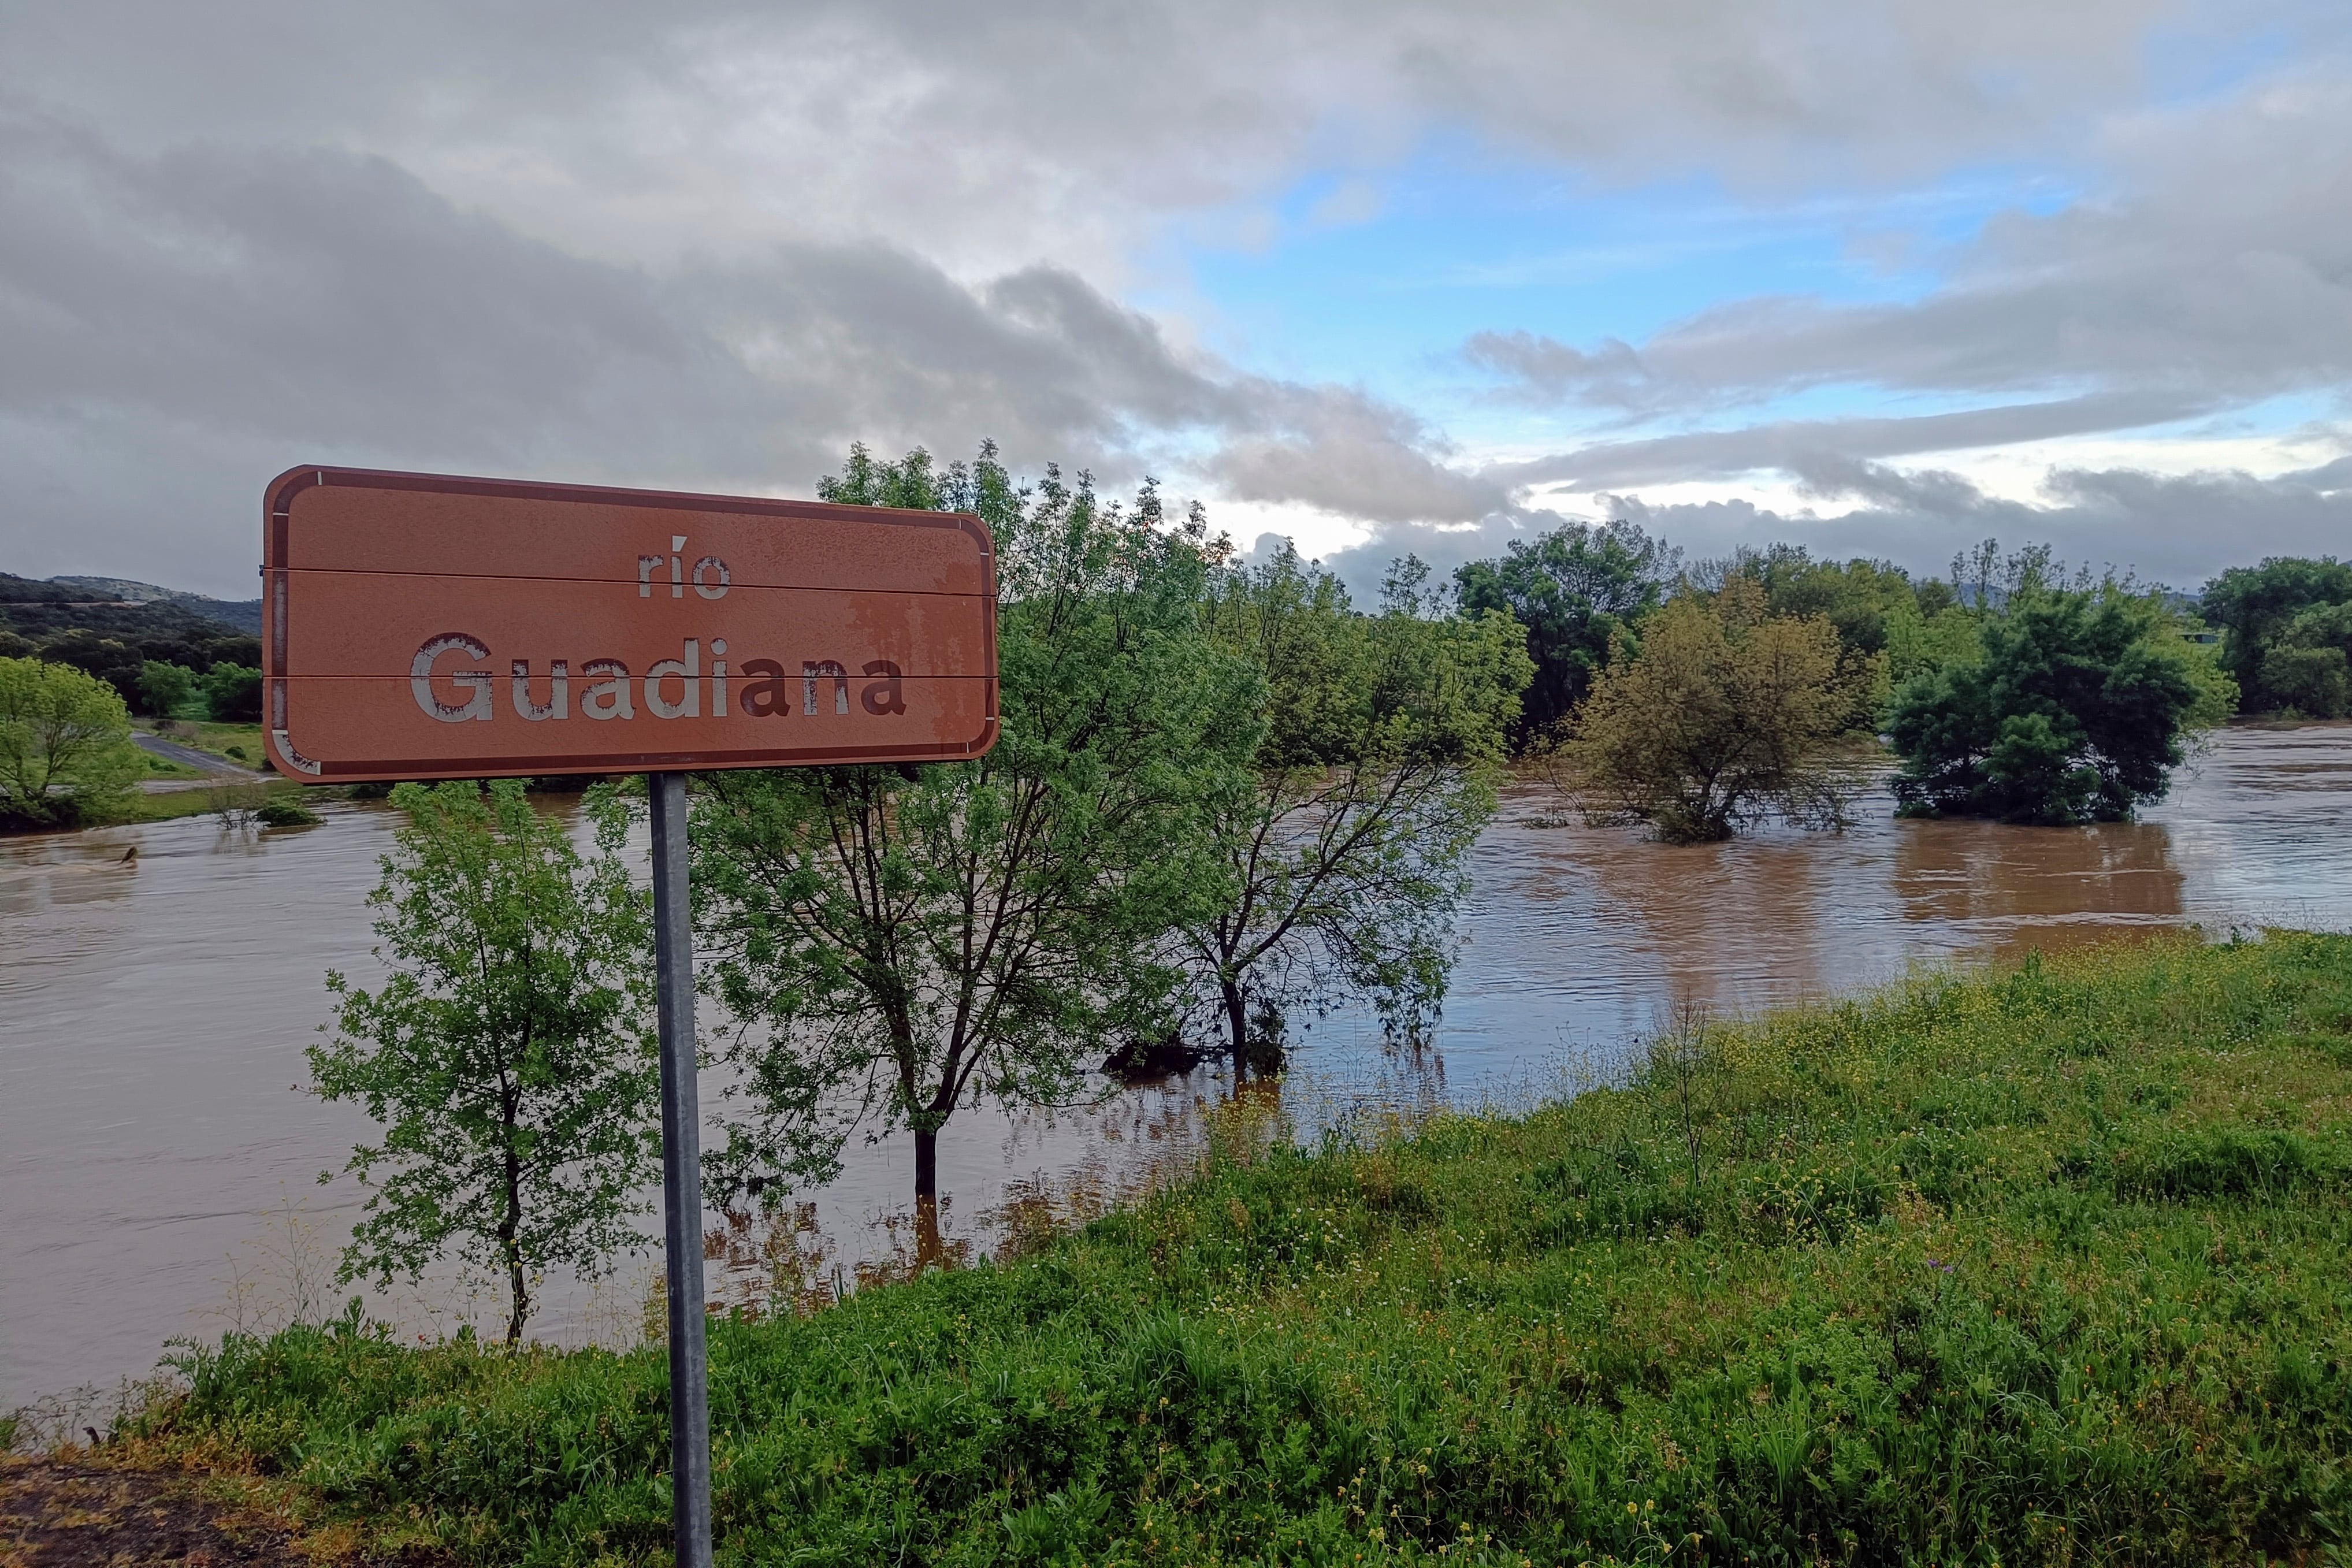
<box><xmin>4</xmin><ymin>726</ymin><xmax>2349</xmax><ymax>1407</ymax></box>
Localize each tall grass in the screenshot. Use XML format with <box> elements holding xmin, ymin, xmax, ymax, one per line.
<box><xmin>124</xmin><ymin>932</ymin><xmax>2352</xmax><ymax>1565</ymax></box>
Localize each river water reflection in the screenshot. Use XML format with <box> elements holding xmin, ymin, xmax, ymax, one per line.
<box><xmin>3</xmin><ymin>725</ymin><xmax>2349</xmax><ymax>1404</ymax></box>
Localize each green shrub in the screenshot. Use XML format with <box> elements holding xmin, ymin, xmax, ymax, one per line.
<box><xmin>254</xmin><ymin>796</ymin><xmax>321</xmax><ymax>828</ymax></box>
<box><xmin>201</xmin><ymin>663</ymin><xmax>262</xmax><ymax>722</ymax></box>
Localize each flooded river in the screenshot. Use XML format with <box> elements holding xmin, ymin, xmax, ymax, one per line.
<box><xmin>5</xmin><ymin>725</ymin><xmax>2349</xmax><ymax>1407</ymax></box>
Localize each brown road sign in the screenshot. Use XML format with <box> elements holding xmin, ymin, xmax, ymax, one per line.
<box><xmin>261</xmin><ymin>466</ymin><xmax>998</xmax><ymax>781</ymax></box>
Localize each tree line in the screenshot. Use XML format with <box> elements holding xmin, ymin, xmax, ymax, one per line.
<box><xmin>1466</xmin><ymin>525</ymin><xmax>2288</xmax><ymax>838</ymax></box>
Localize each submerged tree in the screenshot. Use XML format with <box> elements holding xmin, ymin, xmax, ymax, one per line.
<box><xmin>1888</xmin><ymin>582</ymin><xmax>2234</xmax><ymax>824</ymax></box>
<box><xmin>310</xmin><ymin>780</ymin><xmax>658</xmax><ymax>1344</ymax></box>
<box><xmin>1180</xmin><ymin>544</ymin><xmax>1528</xmax><ymax>1075</ymax></box>
<box><xmin>1561</xmin><ymin>579</ymin><xmax>1863</xmax><ymax>844</ymax></box>
<box><xmin>692</xmin><ymin>444</ymin><xmax>1261</xmax><ymax>1229</ymax></box>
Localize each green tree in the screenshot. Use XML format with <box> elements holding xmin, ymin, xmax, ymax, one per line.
<box><xmin>1888</xmin><ymin>585</ymin><xmax>2233</xmax><ymax>824</ymax></box>
<box><xmin>1881</xmin><ymin>590</ymin><xmax>1983</xmax><ymax>689</ymax></box>
<box><xmin>2200</xmin><ymin>556</ymin><xmax>2352</xmax><ymax>712</ymax></box>
<box><xmin>35</xmin><ymin>629</ymin><xmax>144</xmax><ymax>705</ymax></box>
<box><xmin>0</xmin><ymin>656</ymin><xmax>145</xmax><ymax>827</ymax></box>
<box><xmin>1710</xmin><ymin>544</ymin><xmax>1970</xmax><ymax>719</ymax></box>
<box><xmin>309</xmin><ymin>779</ymin><xmax>659</xmax><ymax>1344</ymax></box>
<box><xmin>2256</xmin><ymin>600</ymin><xmax>2352</xmax><ymax>718</ymax></box>
<box><xmin>1710</xmin><ymin>544</ymin><xmax>1915</xmax><ymax>652</ymax></box>
<box><xmin>692</xmin><ymin>445</ymin><xmax>1262</xmax><ymax>1228</ymax></box>
<box><xmin>1454</xmin><ymin>520</ymin><xmax>1675</xmax><ymax>746</ymax></box>
<box><xmin>1185</xmin><ymin>544</ymin><xmax>1529</xmax><ymax>1075</ymax></box>
<box><xmin>203</xmin><ymin>662</ymin><xmax>264</xmax><ymax>722</ymax></box>
<box><xmin>136</xmin><ymin>660</ymin><xmax>199</xmax><ymax>718</ymax></box>
<box><xmin>1562</xmin><ymin>580</ymin><xmax>1862</xmax><ymax>844</ymax></box>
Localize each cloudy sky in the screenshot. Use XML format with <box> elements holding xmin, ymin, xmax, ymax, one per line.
<box><xmin>3</xmin><ymin>1</ymin><xmax>2349</xmax><ymax>599</ymax></box>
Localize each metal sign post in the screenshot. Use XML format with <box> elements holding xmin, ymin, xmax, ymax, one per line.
<box><xmin>649</xmin><ymin>770</ymin><xmax>711</xmax><ymax>1568</ymax></box>
<box><xmin>261</xmin><ymin>466</ymin><xmax>998</xmax><ymax>1564</ymax></box>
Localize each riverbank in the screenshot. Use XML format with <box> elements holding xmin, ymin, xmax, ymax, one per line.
<box><xmin>40</xmin><ymin>930</ymin><xmax>2350</xmax><ymax>1565</ymax></box>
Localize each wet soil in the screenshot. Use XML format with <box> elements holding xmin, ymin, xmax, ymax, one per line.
<box><xmin>2</xmin><ymin>1455</ymin><xmax>305</xmax><ymax>1567</ymax></box>
<box><xmin>0</xmin><ymin>1456</ymin><xmax>444</xmax><ymax>1568</ymax></box>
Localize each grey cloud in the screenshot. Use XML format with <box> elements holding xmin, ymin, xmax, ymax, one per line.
<box><xmin>1204</xmin><ymin>388</ymin><xmax>1508</xmax><ymax>525</ymax></box>
<box><xmin>1785</xmin><ymin>456</ymin><xmax>2000</xmax><ymax>518</ymax></box>
<box><xmin>1624</xmin><ymin>462</ymin><xmax>2352</xmax><ymax>587</ymax></box>
<box><xmin>0</xmin><ymin>109</ymin><xmax>1476</xmax><ymax>593</ymax></box>
<box><xmin>1313</xmin><ymin>459</ymin><xmax>2352</xmax><ymax>598</ymax></box>
<box><xmin>0</xmin><ymin>108</ymin><xmax>764</xmax><ymax>471</ymax></box>
<box><xmin>1462</xmin><ymin>330</ymin><xmax>1651</xmax><ymax>408</ymax></box>
<box><xmin>0</xmin><ymin>0</ymin><xmax>2255</xmax><ymax>278</ymax></box>
<box><xmin>1497</xmin><ymin>391</ymin><xmax>2212</xmax><ymax>491</ymax></box>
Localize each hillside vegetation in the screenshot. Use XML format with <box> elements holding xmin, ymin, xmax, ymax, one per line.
<box><xmin>119</xmin><ymin>931</ymin><xmax>2352</xmax><ymax>1566</ymax></box>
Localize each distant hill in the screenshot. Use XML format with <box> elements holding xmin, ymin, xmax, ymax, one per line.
<box><xmin>44</xmin><ymin>574</ymin><xmax>264</xmax><ymax>634</ymax></box>
<box><xmin>0</xmin><ymin>572</ymin><xmax>262</xmax><ymax>681</ymax></box>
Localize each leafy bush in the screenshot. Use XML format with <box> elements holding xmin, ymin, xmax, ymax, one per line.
<box><xmin>254</xmin><ymin>796</ymin><xmax>321</xmax><ymax>827</ymax></box>
<box><xmin>202</xmin><ymin>663</ymin><xmax>263</xmax><ymax>722</ymax></box>
<box><xmin>135</xmin><ymin>659</ymin><xmax>199</xmax><ymax>718</ymax></box>
<box><xmin>1889</xmin><ymin>585</ymin><xmax>2231</xmax><ymax>823</ymax></box>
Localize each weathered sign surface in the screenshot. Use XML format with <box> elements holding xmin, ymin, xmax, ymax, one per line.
<box><xmin>261</xmin><ymin>466</ymin><xmax>998</xmax><ymax>781</ymax></box>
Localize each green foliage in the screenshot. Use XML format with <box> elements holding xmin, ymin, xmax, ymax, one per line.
<box><xmin>135</xmin><ymin>659</ymin><xmax>199</xmax><ymax>718</ymax></box>
<box><xmin>1187</xmin><ymin>544</ymin><xmax>1529</xmax><ymax>1068</ymax></box>
<box><xmin>1452</xmin><ymin>520</ymin><xmax>1675</xmax><ymax>746</ymax></box>
<box><xmin>1720</xmin><ymin>547</ymin><xmax>1924</xmax><ymax>653</ymax></box>
<box><xmin>202</xmin><ymin>662</ymin><xmax>263</xmax><ymax>722</ymax></box>
<box><xmin>2200</xmin><ymin>555</ymin><xmax>2352</xmax><ymax>714</ymax></box>
<box><xmin>1710</xmin><ymin>544</ymin><xmax>1964</xmax><ymax>722</ymax></box>
<box><xmin>33</xmin><ymin>627</ymin><xmax>146</xmax><ymax>705</ymax></box>
<box><xmin>1563</xmin><ymin>579</ymin><xmax>1866</xmax><ymax>843</ymax></box>
<box><xmin>1889</xmin><ymin>584</ymin><xmax>2233</xmax><ymax>824</ymax></box>
<box><xmin>2257</xmin><ymin>599</ymin><xmax>2352</xmax><ymax>718</ymax></box>
<box><xmin>135</xmin><ymin>932</ymin><xmax>2352</xmax><ymax>1566</ymax></box>
<box><xmin>255</xmin><ymin>794</ymin><xmax>322</xmax><ymax>827</ymax></box>
<box><xmin>693</xmin><ymin>444</ymin><xmax>1265</xmax><ymax>1208</ymax></box>
<box><xmin>1881</xmin><ymin>591</ymin><xmax>1983</xmax><ymax>688</ymax></box>
<box><xmin>309</xmin><ymin>779</ymin><xmax>659</xmax><ymax>1343</ymax></box>
<box><xmin>0</xmin><ymin>655</ymin><xmax>145</xmax><ymax>827</ymax></box>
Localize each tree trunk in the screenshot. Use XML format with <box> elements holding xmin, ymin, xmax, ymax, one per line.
<box><xmin>914</xmin><ymin>1127</ymin><xmax>939</xmax><ymax>1203</ymax></box>
<box><xmin>505</xmin><ymin>1243</ymin><xmax>529</xmax><ymax>1347</ymax></box>
<box><xmin>912</xmin><ymin>1128</ymin><xmax>944</xmax><ymax>1269</ymax></box>
<box><xmin>500</xmin><ymin>1110</ymin><xmax>527</xmax><ymax>1347</ymax></box>
<box><xmin>1224</xmin><ymin>976</ymin><xmax>1249</xmax><ymax>1083</ymax></box>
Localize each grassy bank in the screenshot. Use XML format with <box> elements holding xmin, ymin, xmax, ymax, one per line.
<box><xmin>118</xmin><ymin>933</ymin><xmax>2352</xmax><ymax>1565</ymax></box>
